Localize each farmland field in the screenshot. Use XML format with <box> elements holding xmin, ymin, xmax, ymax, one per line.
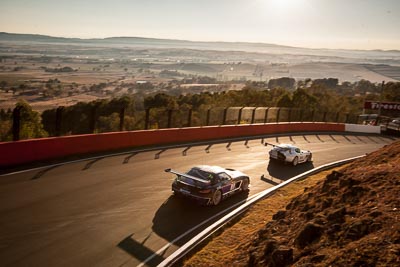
<box><xmin>1</xmin><ymin>35</ymin><xmax>400</xmax><ymax>112</ymax></box>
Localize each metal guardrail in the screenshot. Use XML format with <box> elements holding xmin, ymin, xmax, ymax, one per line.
<box><xmin>158</xmin><ymin>155</ymin><xmax>365</xmax><ymax>267</ymax></box>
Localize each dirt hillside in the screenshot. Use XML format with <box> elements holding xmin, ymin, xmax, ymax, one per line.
<box><xmin>183</xmin><ymin>140</ymin><xmax>400</xmax><ymax>266</ymax></box>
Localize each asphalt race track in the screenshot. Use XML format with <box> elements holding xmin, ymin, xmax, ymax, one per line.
<box><xmin>0</xmin><ymin>133</ymin><xmax>397</xmax><ymax>267</ymax></box>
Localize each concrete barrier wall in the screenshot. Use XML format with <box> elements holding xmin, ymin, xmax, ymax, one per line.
<box><xmin>345</xmin><ymin>124</ymin><xmax>381</xmax><ymax>134</ymax></box>
<box><xmin>0</xmin><ymin>122</ymin><xmax>345</xmax><ymax>167</ymax></box>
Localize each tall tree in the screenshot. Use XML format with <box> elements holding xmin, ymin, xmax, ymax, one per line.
<box><xmin>15</xmin><ymin>100</ymin><xmax>48</xmax><ymax>140</ymax></box>
<box><xmin>277</xmin><ymin>93</ymin><xmax>293</xmax><ymax>107</ymax></box>
<box><xmin>383</xmin><ymin>82</ymin><xmax>400</xmax><ymax>102</ymax></box>
<box><xmin>292</xmin><ymin>88</ymin><xmax>318</xmax><ymax>109</ymax></box>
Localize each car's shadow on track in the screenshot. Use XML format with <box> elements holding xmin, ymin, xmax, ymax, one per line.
<box><xmin>266</xmin><ymin>160</ymin><xmax>314</xmax><ymax>181</ymax></box>
<box><xmin>118</xmin><ymin>193</ymin><xmax>251</xmax><ymax>266</ymax></box>
<box><xmin>151</xmin><ymin>190</ymin><xmax>249</xmax><ymax>247</ymax></box>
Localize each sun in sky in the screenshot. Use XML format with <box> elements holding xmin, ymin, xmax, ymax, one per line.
<box><xmin>256</xmin><ymin>0</ymin><xmax>308</xmax><ymax>15</ymax></box>
<box><xmin>267</xmin><ymin>0</ymin><xmax>305</xmax><ymax>10</ymax></box>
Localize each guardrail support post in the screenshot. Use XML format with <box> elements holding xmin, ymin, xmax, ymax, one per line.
<box><xmin>345</xmin><ymin>113</ymin><xmax>349</xmax><ymax>123</ymax></box>
<box><xmin>357</xmin><ymin>115</ymin><xmax>363</xmax><ymax>124</ymax></box>
<box><xmin>323</xmin><ymin>111</ymin><xmax>327</xmax><ymax>122</ymax></box>
<box><xmin>222</xmin><ymin>108</ymin><xmax>228</xmax><ymax>125</ymax></box>
<box><xmin>145</xmin><ymin>108</ymin><xmax>150</xmax><ymax>130</ymax></box>
<box><xmin>118</xmin><ymin>107</ymin><xmax>125</xmax><ymax>131</ymax></box>
<box><xmin>311</xmin><ymin>110</ymin><xmax>315</xmax><ymax>122</ymax></box>
<box><xmin>12</xmin><ymin>106</ymin><xmax>22</xmax><ymax>141</ymax></box>
<box><xmin>264</xmin><ymin>108</ymin><xmax>269</xmax><ymax>123</ymax></box>
<box><xmin>288</xmin><ymin>108</ymin><xmax>292</xmax><ymax>123</ymax></box>
<box><xmin>276</xmin><ymin>108</ymin><xmax>281</xmax><ymax>123</ymax></box>
<box><xmin>237</xmin><ymin>107</ymin><xmax>243</xmax><ymax>125</ymax></box>
<box><xmin>251</xmin><ymin>107</ymin><xmax>257</xmax><ymax>124</ymax></box>
<box><xmin>187</xmin><ymin>109</ymin><xmax>192</xmax><ymax>127</ymax></box>
<box><xmin>335</xmin><ymin>112</ymin><xmax>340</xmax><ymax>123</ymax></box>
<box><xmin>206</xmin><ymin>108</ymin><xmax>211</xmax><ymax>126</ymax></box>
<box><xmin>167</xmin><ymin>109</ymin><xmax>173</xmax><ymax>128</ymax></box>
<box><xmin>89</xmin><ymin>105</ymin><xmax>98</xmax><ymax>133</ymax></box>
<box><xmin>55</xmin><ymin>106</ymin><xmax>64</xmax><ymax>136</ymax></box>
<box><xmin>299</xmin><ymin>109</ymin><xmax>303</xmax><ymax>122</ymax></box>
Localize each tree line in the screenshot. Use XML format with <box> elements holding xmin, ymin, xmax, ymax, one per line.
<box><xmin>1</xmin><ymin>79</ymin><xmax>399</xmax><ymax>141</ymax></box>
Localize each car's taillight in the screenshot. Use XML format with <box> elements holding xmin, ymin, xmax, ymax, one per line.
<box><xmin>199</xmin><ymin>189</ymin><xmax>211</xmax><ymax>193</ymax></box>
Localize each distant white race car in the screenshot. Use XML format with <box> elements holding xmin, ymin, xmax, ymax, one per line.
<box><xmin>268</xmin><ymin>144</ymin><xmax>312</xmax><ymax>166</ymax></box>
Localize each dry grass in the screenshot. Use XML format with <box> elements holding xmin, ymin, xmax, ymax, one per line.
<box><xmin>182</xmin><ymin>167</ymin><xmax>345</xmax><ymax>267</ymax></box>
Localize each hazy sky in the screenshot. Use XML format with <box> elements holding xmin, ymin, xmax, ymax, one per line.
<box><xmin>1</xmin><ymin>0</ymin><xmax>399</xmax><ymax>50</ymax></box>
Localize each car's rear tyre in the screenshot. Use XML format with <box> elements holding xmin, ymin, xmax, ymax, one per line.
<box><xmin>211</xmin><ymin>190</ymin><xmax>222</xmax><ymax>206</ymax></box>
<box><xmin>241</xmin><ymin>178</ymin><xmax>249</xmax><ymax>191</ymax></box>
<box><xmin>307</xmin><ymin>154</ymin><xmax>313</xmax><ymax>162</ymax></box>
<box><xmin>292</xmin><ymin>156</ymin><xmax>298</xmax><ymax>166</ymax></box>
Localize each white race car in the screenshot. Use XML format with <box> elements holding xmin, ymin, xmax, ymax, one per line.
<box><xmin>268</xmin><ymin>144</ymin><xmax>312</xmax><ymax>166</ymax></box>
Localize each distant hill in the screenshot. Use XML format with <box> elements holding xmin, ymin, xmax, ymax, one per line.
<box><xmin>1</xmin><ymin>32</ymin><xmax>399</xmax><ymax>61</ymax></box>
<box><xmin>0</xmin><ymin>32</ymin><xmax>84</xmax><ymax>44</ymax></box>
<box><xmin>0</xmin><ymin>32</ymin><xmax>292</xmax><ymax>50</ymax></box>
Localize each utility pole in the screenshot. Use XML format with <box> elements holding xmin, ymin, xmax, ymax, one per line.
<box><xmin>378</xmin><ymin>81</ymin><xmax>385</xmax><ymax>117</ymax></box>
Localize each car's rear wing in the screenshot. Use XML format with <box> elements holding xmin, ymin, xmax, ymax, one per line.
<box><xmin>264</xmin><ymin>142</ymin><xmax>277</xmax><ymax>147</ymax></box>
<box><xmin>165</xmin><ymin>168</ymin><xmax>211</xmax><ymax>184</ymax></box>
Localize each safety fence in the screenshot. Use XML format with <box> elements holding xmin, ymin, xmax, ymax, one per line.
<box><xmin>2</xmin><ymin>106</ymin><xmax>364</xmax><ymax>142</ymax></box>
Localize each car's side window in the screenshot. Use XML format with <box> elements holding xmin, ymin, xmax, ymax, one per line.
<box><xmin>206</xmin><ymin>173</ymin><xmax>218</xmax><ymax>183</ymax></box>
<box><xmin>219</xmin><ymin>172</ymin><xmax>231</xmax><ymax>181</ymax></box>
<box><xmin>207</xmin><ymin>173</ymin><xmax>214</xmax><ymax>180</ymax></box>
